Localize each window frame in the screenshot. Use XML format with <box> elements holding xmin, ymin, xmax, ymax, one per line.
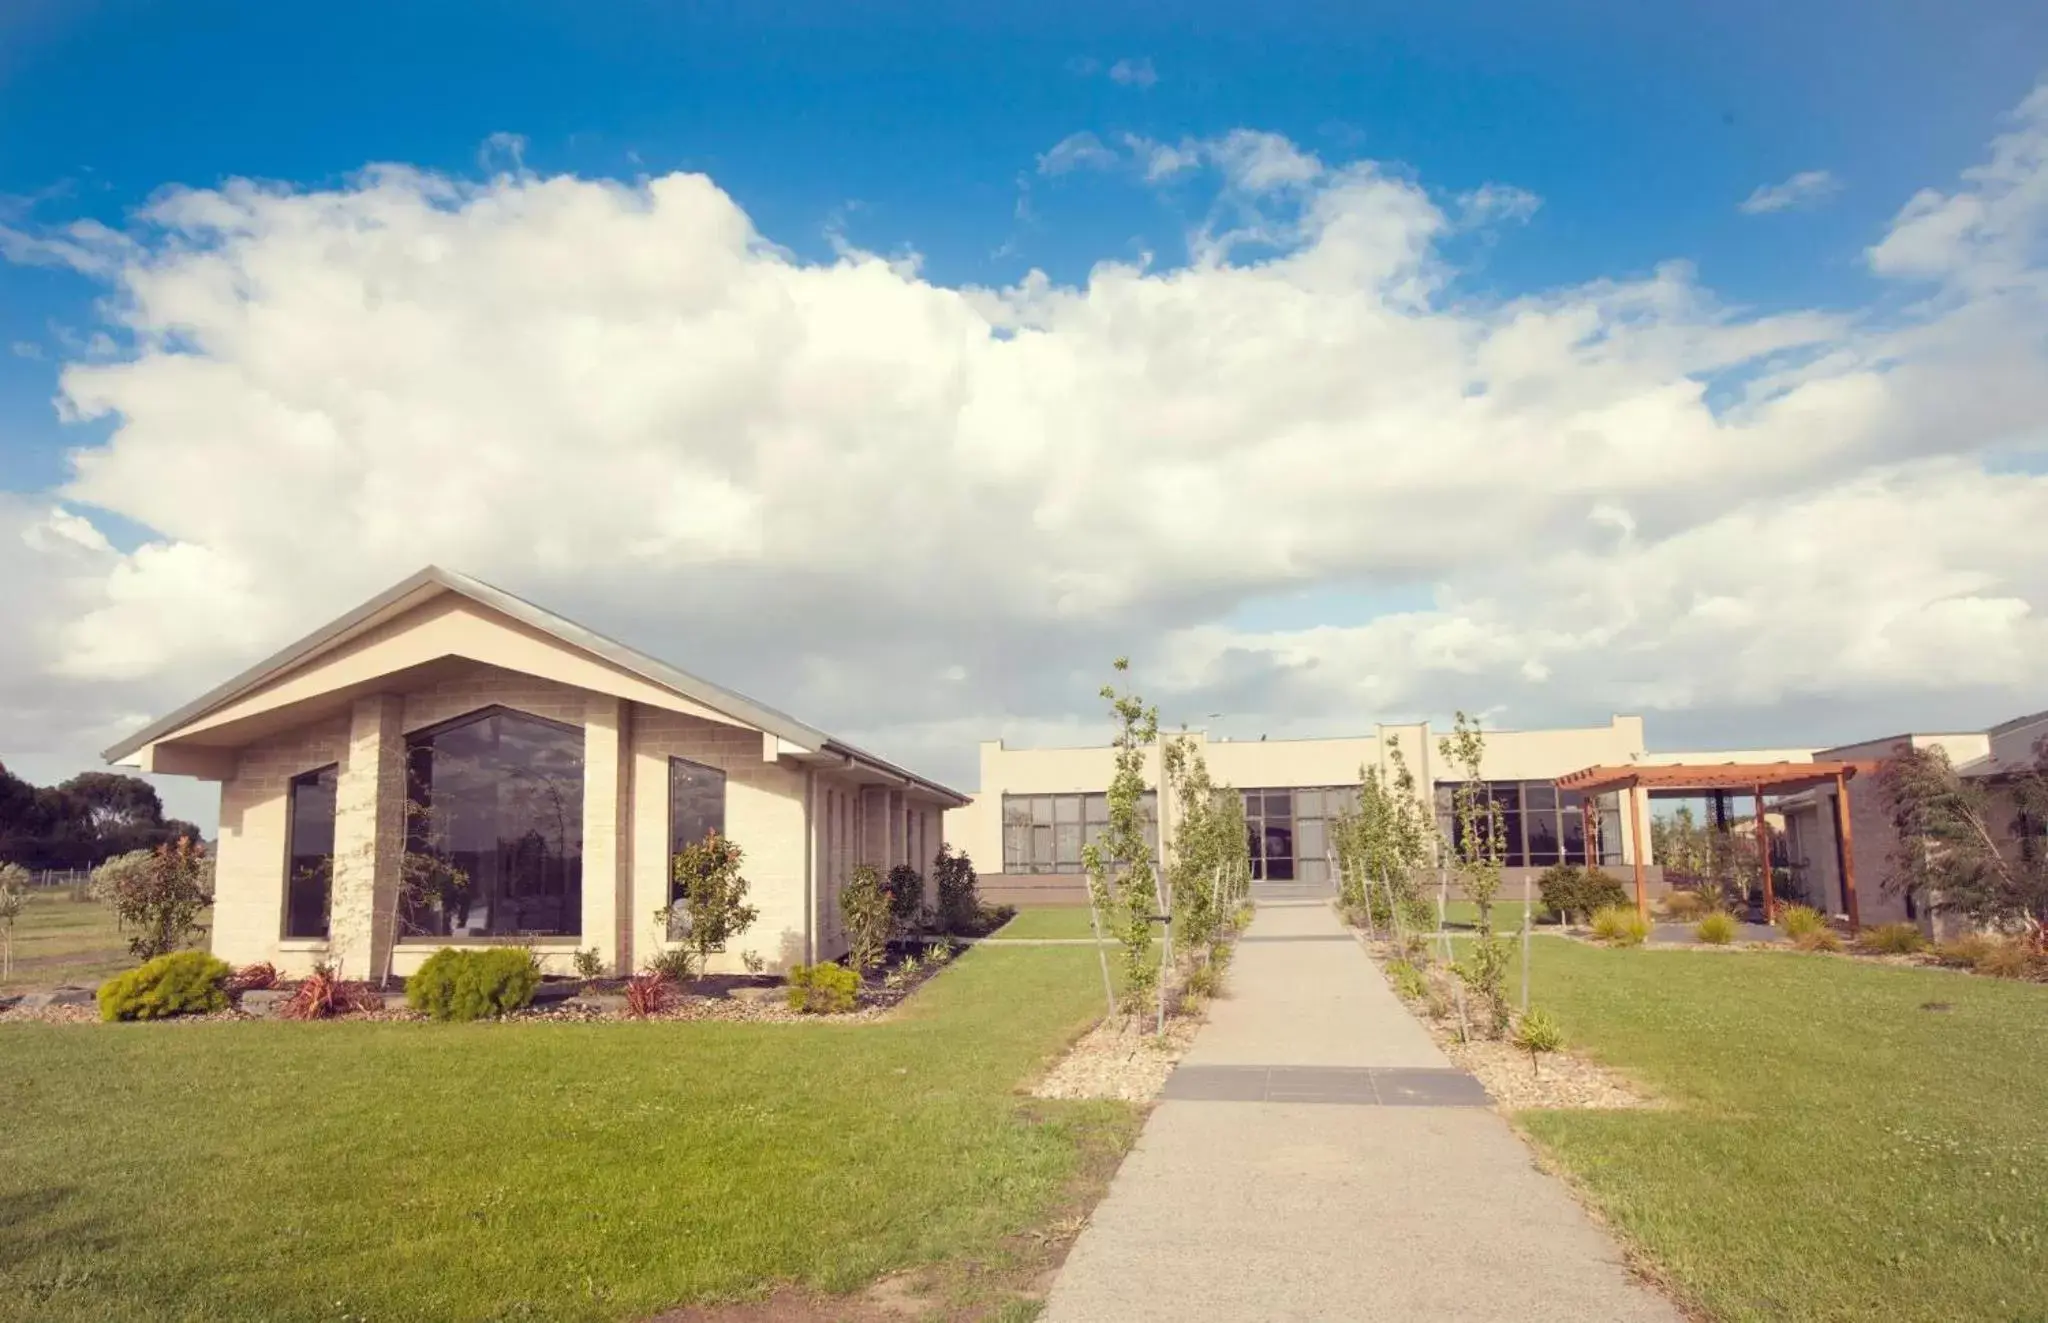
<box><xmin>281</xmin><ymin>762</ymin><xmax>339</xmax><ymax>941</ymax></box>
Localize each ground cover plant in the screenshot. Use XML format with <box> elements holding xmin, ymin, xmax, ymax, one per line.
<box><xmin>1495</xmin><ymin>940</ymin><xmax>2048</xmax><ymax>1321</ymax></box>
<box><xmin>0</xmin><ymin>944</ymin><xmax>1140</xmax><ymax>1322</ymax></box>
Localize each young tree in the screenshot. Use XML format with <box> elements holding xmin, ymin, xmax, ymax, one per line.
<box><xmin>662</xmin><ymin>831</ymin><xmax>761</xmax><ymax>978</ymax></box>
<box><xmin>931</xmin><ymin>843</ymin><xmax>981</xmax><ymax>934</ymax></box>
<box><xmin>1081</xmin><ymin>659</ymin><xmax>1161</xmax><ymax>1018</ymax></box>
<box><xmin>1876</xmin><ymin>744</ymin><xmax>2048</xmax><ymax>946</ymax></box>
<box><xmin>1441</xmin><ymin>712</ymin><xmax>1513</xmax><ymax>1036</ymax></box>
<box><xmin>103</xmin><ymin>837</ymin><xmax>214</xmax><ymax>961</ymax></box>
<box><xmin>839</xmin><ymin>863</ymin><xmax>892</xmax><ymax>974</ymax></box>
<box><xmin>1163</xmin><ymin>732</ymin><xmax>1239</xmax><ymax>960</ymax></box>
<box><xmin>0</xmin><ymin>861</ymin><xmax>26</xmax><ymax>979</ymax></box>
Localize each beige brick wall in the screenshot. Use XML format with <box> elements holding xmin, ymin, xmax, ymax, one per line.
<box><xmin>331</xmin><ymin>695</ymin><xmax>406</xmax><ymax>980</ymax></box>
<box><xmin>629</xmin><ymin>705</ymin><xmax>810</xmax><ymax>974</ymax></box>
<box><xmin>212</xmin><ymin>713</ymin><xmax>351</xmax><ymax>975</ymax></box>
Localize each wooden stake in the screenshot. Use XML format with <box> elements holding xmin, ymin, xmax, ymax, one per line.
<box><xmin>1753</xmin><ymin>783</ymin><xmax>1775</xmax><ymax>922</ymax></box>
<box><xmin>1521</xmin><ymin>873</ymin><xmax>1532</xmax><ymax>1013</ymax></box>
<box><xmin>1629</xmin><ymin>785</ymin><xmax>1650</xmax><ymax>922</ymax></box>
<box><xmin>1085</xmin><ymin>893</ymin><xmax>1116</xmax><ymax>1019</ymax></box>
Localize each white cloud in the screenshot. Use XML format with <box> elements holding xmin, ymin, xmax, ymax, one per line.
<box><xmin>1037</xmin><ymin>131</ymin><xmax>1119</xmax><ymax>176</ymax></box>
<box><xmin>1108</xmin><ymin>57</ymin><xmax>1158</xmax><ymax>89</ymax></box>
<box><xmin>1739</xmin><ymin>169</ymin><xmax>1842</xmax><ymax>215</ymax></box>
<box><xmin>7</xmin><ymin>83</ymin><xmax>2048</xmax><ymax>815</ymax></box>
<box><xmin>1868</xmin><ymin>85</ymin><xmax>2048</xmax><ymax>290</ymax></box>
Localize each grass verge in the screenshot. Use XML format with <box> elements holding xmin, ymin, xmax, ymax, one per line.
<box><xmin>0</xmin><ymin>945</ymin><xmax>1139</xmax><ymax>1322</ymax></box>
<box><xmin>1503</xmin><ymin>940</ymin><xmax>2048</xmax><ymax>1321</ymax></box>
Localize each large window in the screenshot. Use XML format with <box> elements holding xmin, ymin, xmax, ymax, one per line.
<box><xmin>668</xmin><ymin>756</ymin><xmax>726</xmax><ymax>905</ymax></box>
<box><xmin>1243</xmin><ymin>786</ymin><xmax>1350</xmax><ymax>883</ymax></box>
<box><xmin>284</xmin><ymin>764</ymin><xmax>337</xmax><ymax>939</ymax></box>
<box><xmin>1001</xmin><ymin>792</ymin><xmax>1158</xmax><ymax>873</ymax></box>
<box><xmin>1435</xmin><ymin>780</ymin><xmax>1623</xmax><ymax>868</ymax></box>
<box><xmin>402</xmin><ymin>707</ymin><xmax>585</xmax><ymax>939</ymax></box>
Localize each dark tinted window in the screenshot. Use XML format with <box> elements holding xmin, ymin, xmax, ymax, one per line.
<box><xmin>284</xmin><ymin>765</ymin><xmax>337</xmax><ymax>939</ymax></box>
<box><xmin>669</xmin><ymin>757</ymin><xmax>726</xmax><ymax>902</ymax></box>
<box><xmin>402</xmin><ymin>708</ymin><xmax>584</xmax><ymax>939</ymax></box>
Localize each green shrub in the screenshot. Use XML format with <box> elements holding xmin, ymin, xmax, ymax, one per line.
<box><xmin>885</xmin><ymin>863</ymin><xmax>926</xmax><ymax>931</ymax></box>
<box><xmin>405</xmin><ymin>947</ymin><xmax>542</xmax><ymax>1022</ymax></box>
<box><xmin>786</xmin><ymin>961</ymin><xmax>860</xmax><ymax>1014</ymax></box>
<box><xmin>1183</xmin><ymin>961</ymin><xmax>1225</xmax><ymax>1000</ymax></box>
<box><xmin>932</xmin><ymin>843</ymin><xmax>983</xmax><ymax>935</ymax></box>
<box><xmin>571</xmin><ymin>947</ymin><xmax>605</xmax><ymax>980</ymax></box>
<box><xmin>645</xmin><ymin>947</ymin><xmax>695</xmax><ymax>983</ymax></box>
<box><xmin>1695</xmin><ymin>911</ymin><xmax>1738</xmax><ymax>945</ymax></box>
<box><xmin>1778</xmin><ymin>904</ymin><xmax>1828</xmax><ymax>939</ymax></box>
<box><xmin>1537</xmin><ymin>865</ymin><xmax>1629</xmax><ymax>924</ymax></box>
<box><xmin>97</xmin><ymin>951</ymin><xmax>232</xmax><ymax>1022</ymax></box>
<box><xmin>1590</xmin><ymin>904</ymin><xmax>1649</xmax><ymax>946</ymax></box>
<box><xmin>1514</xmin><ymin>1006</ymin><xmax>1565</xmax><ymax>1055</ymax></box>
<box><xmin>840</xmin><ymin>865</ymin><xmax>892</xmax><ymax>974</ymax></box>
<box><xmin>1386</xmin><ymin>960</ymin><xmax>1429</xmax><ymax>1000</ymax></box>
<box><xmin>1858</xmin><ymin>922</ymin><xmax>1928</xmax><ymax>955</ymax></box>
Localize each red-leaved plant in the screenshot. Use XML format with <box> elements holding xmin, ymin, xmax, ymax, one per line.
<box><xmin>226</xmin><ymin>961</ymin><xmax>280</xmax><ymax>992</ymax></box>
<box><xmin>625</xmin><ymin>971</ymin><xmax>672</xmax><ymax>1018</ymax></box>
<box><xmin>280</xmin><ymin>963</ymin><xmax>383</xmax><ymax>1020</ymax></box>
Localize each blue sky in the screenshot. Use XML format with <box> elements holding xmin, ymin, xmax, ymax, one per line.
<box><xmin>4</xmin><ymin>1</ymin><xmax>2048</xmax><ymax>820</ymax></box>
<box><xmin>5</xmin><ymin>0</ymin><xmax>2047</xmax><ymax>496</ymax></box>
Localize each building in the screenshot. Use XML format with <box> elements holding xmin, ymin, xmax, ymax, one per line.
<box><xmin>945</xmin><ymin>718</ymin><xmax>1817</xmax><ymax>905</ymax></box>
<box><xmin>102</xmin><ymin>567</ymin><xmax>967</xmax><ymax>981</ymax></box>
<box><xmin>1778</xmin><ymin>710</ymin><xmax>2048</xmax><ymax>931</ymax></box>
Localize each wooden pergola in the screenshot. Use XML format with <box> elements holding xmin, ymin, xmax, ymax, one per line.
<box><xmin>1553</xmin><ymin>761</ymin><xmax>1869</xmax><ymax>931</ymax></box>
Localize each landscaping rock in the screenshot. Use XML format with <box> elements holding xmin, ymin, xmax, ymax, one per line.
<box><xmin>17</xmin><ymin>986</ymin><xmax>97</xmax><ymax>1009</ymax></box>
<box><xmin>567</xmin><ymin>993</ymin><xmax>627</xmax><ymax>1015</ymax></box>
<box><xmin>239</xmin><ymin>989</ymin><xmax>291</xmax><ymax>1018</ymax></box>
<box><xmin>729</xmin><ymin>985</ymin><xmax>783</xmax><ymax>1006</ymax></box>
<box><xmin>382</xmin><ymin>991</ymin><xmax>411</xmax><ymax>1012</ymax></box>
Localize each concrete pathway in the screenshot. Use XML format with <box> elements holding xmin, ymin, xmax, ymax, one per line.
<box><xmin>1042</xmin><ymin>898</ymin><xmax>1679</xmax><ymax>1323</ymax></box>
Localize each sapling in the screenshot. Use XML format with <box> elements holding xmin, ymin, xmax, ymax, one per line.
<box><xmin>1081</xmin><ymin>658</ymin><xmax>1163</xmax><ymax>1022</ymax></box>
<box><xmin>1514</xmin><ymin>1007</ymin><xmax>1565</xmax><ymax>1076</ymax></box>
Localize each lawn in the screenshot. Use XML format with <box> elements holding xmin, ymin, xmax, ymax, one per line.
<box><xmin>989</xmin><ymin>905</ymin><xmax>1106</xmax><ymax>940</ymax></box>
<box><xmin>0</xmin><ymin>945</ymin><xmax>1138</xmax><ymax>1322</ymax></box>
<box><xmin>1505</xmin><ymin>941</ymin><xmax>2048</xmax><ymax>1322</ymax></box>
<box><xmin>0</xmin><ymin>891</ymin><xmax>202</xmax><ymax>994</ymax></box>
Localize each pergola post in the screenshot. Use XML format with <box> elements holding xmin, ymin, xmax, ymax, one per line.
<box><xmin>1753</xmin><ymin>783</ymin><xmax>1775</xmax><ymax>921</ymax></box>
<box><xmin>1629</xmin><ymin>783</ymin><xmax>1649</xmax><ymax>922</ymax></box>
<box><xmin>1834</xmin><ymin>770</ymin><xmax>1861</xmax><ymax>933</ymax></box>
<box><xmin>1581</xmin><ymin>798</ymin><xmax>1597</xmax><ymax>870</ymax></box>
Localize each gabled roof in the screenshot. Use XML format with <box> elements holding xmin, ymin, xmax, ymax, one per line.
<box><xmin>103</xmin><ymin>566</ymin><xmax>967</xmax><ymax>805</ymax></box>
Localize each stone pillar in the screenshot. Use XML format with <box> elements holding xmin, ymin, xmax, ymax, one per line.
<box><xmin>330</xmin><ymin>694</ymin><xmax>405</xmax><ymax>983</ymax></box>
<box><xmin>581</xmin><ymin>695</ymin><xmax>632</xmax><ymax>974</ymax></box>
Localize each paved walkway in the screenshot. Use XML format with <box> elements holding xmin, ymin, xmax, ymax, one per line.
<box><xmin>1042</xmin><ymin>898</ymin><xmax>1679</xmax><ymax>1322</ymax></box>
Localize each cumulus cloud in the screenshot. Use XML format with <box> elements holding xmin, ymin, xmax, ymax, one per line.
<box><xmin>1739</xmin><ymin>169</ymin><xmax>1841</xmax><ymax>215</ymax></box>
<box><xmin>7</xmin><ymin>84</ymin><xmax>2048</xmax><ymax>816</ymax></box>
<box><xmin>1036</xmin><ymin>131</ymin><xmax>1120</xmax><ymax>177</ymax></box>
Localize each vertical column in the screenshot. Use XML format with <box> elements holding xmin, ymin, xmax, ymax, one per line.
<box><xmin>330</xmin><ymin>694</ymin><xmax>405</xmax><ymax>983</ymax></box>
<box><xmin>1835</xmin><ymin>771</ymin><xmax>1862</xmax><ymax>933</ymax></box>
<box><xmin>1629</xmin><ymin>782</ymin><xmax>1650</xmax><ymax>921</ymax></box>
<box><xmin>581</xmin><ymin>695</ymin><xmax>632</xmax><ymax>974</ymax></box>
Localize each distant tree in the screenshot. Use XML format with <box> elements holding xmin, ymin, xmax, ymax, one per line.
<box><xmin>0</xmin><ymin>761</ymin><xmax>199</xmax><ymax>870</ymax></box>
<box><xmin>1876</xmin><ymin>743</ymin><xmax>2048</xmax><ymax>947</ymax></box>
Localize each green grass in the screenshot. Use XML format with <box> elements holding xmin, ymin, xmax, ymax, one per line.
<box><xmin>1506</xmin><ymin>941</ymin><xmax>2048</xmax><ymax>1321</ymax></box>
<box><xmin>0</xmin><ymin>892</ymin><xmax>208</xmax><ymax>994</ymax></box>
<box><xmin>0</xmin><ymin>945</ymin><xmax>1139</xmax><ymax>1322</ymax></box>
<box><xmin>990</xmin><ymin>906</ymin><xmax>1108</xmax><ymax>940</ymax></box>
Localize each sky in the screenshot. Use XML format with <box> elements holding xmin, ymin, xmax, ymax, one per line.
<box><xmin>3</xmin><ymin>1</ymin><xmax>2048</xmax><ymax>831</ymax></box>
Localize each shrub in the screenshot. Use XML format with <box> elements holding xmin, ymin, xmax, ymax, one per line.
<box><xmin>883</xmin><ymin>952</ymin><xmax>925</xmax><ymax>993</ymax></box>
<box><xmin>1972</xmin><ymin>938</ymin><xmax>2045</xmax><ymax>981</ymax></box>
<box><xmin>1932</xmin><ymin>933</ymin><xmax>1998</xmax><ymax>968</ymax></box>
<box><xmin>932</xmin><ymin>844</ymin><xmax>982</xmax><ymax>934</ymax></box>
<box><xmin>1208</xmin><ymin>939</ymin><xmax>1235</xmax><ymax>974</ymax></box>
<box><xmin>1387</xmin><ymin>960</ymin><xmax>1429</xmax><ymax>1000</ymax></box>
<box><xmin>922</xmin><ymin>938</ymin><xmax>957</xmax><ymax>967</ymax></box>
<box><xmin>1183</xmin><ymin>960</ymin><xmax>1225</xmax><ymax>1000</ymax></box>
<box><xmin>102</xmin><ymin>839</ymin><xmax>213</xmax><ymax>961</ymax></box>
<box><xmin>97</xmin><ymin>951</ymin><xmax>232</xmax><ymax>1021</ymax></box>
<box><xmin>840</xmin><ymin>865</ymin><xmax>892</xmax><ymax>974</ymax></box>
<box><xmin>786</xmin><ymin>961</ymin><xmax>860</xmax><ymax>1014</ymax></box>
<box><xmin>645</xmin><ymin>947</ymin><xmax>695</xmax><ymax>983</ymax></box>
<box><xmin>1514</xmin><ymin>1007</ymin><xmax>1566</xmax><ymax>1075</ymax></box>
<box><xmin>572</xmin><ymin>947</ymin><xmax>605</xmax><ymax>980</ymax></box>
<box><xmin>1778</xmin><ymin>905</ymin><xmax>1829</xmax><ymax>940</ymax></box>
<box><xmin>405</xmin><ymin>947</ymin><xmax>542</xmax><ymax>1022</ymax></box>
<box><xmin>1537</xmin><ymin>865</ymin><xmax>1631</xmax><ymax>925</ymax></box>
<box><xmin>1661</xmin><ymin>890</ymin><xmax>1708</xmax><ymax>921</ymax></box>
<box><xmin>1590</xmin><ymin>904</ymin><xmax>1649</xmax><ymax>946</ymax></box>
<box><xmin>279</xmin><ymin>963</ymin><xmax>382</xmax><ymax>1020</ymax></box>
<box><xmin>885</xmin><ymin>864</ymin><xmax>926</xmax><ymax>932</ymax></box>
<box><xmin>659</xmin><ymin>831</ymin><xmax>759</xmax><ymax>977</ymax></box>
<box><xmin>624</xmin><ymin>971</ymin><xmax>672</xmax><ymax>1017</ymax></box>
<box><xmin>226</xmin><ymin>961</ymin><xmax>280</xmax><ymax>992</ymax></box>
<box><xmin>1695</xmin><ymin>911</ymin><xmax>1738</xmax><ymax>945</ymax></box>
<box><xmin>1858</xmin><ymin>922</ymin><xmax>1928</xmax><ymax>955</ymax></box>
<box><xmin>1793</xmin><ymin>928</ymin><xmax>1843</xmax><ymax>953</ymax></box>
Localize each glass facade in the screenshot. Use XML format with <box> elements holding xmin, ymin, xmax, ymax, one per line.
<box><xmin>402</xmin><ymin>707</ymin><xmax>586</xmax><ymax>939</ymax></box>
<box><xmin>283</xmin><ymin>764</ymin><xmax>337</xmax><ymax>939</ymax></box>
<box><xmin>668</xmin><ymin>755</ymin><xmax>726</xmax><ymax>903</ymax></box>
<box><xmin>1435</xmin><ymin>780</ymin><xmax>1623</xmax><ymax>868</ymax></box>
<box><xmin>1001</xmin><ymin>792</ymin><xmax>1158</xmax><ymax>872</ymax></box>
<box><xmin>1243</xmin><ymin>786</ymin><xmax>1350</xmax><ymax>884</ymax></box>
